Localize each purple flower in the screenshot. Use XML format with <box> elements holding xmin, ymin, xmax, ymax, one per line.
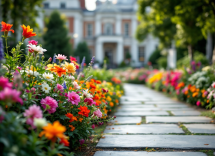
<box><xmin>67</xmin><ymin>91</ymin><xmax>80</xmax><ymax>105</ymax></box>
<box><xmin>80</xmin><ymin>56</ymin><xmax>85</xmax><ymax>72</ymax></box>
<box><xmin>79</xmin><ymin>139</ymin><xmax>85</xmax><ymax>145</ymax></box>
<box><xmin>0</xmin><ymin>38</ymin><xmax>4</xmax><ymax>62</ymax></box>
<box><xmin>52</xmin><ymin>54</ymin><xmax>56</xmax><ymax>63</ymax></box>
<box><xmin>23</xmin><ymin>104</ymin><xmax>43</xmax><ymax>128</ymax></box>
<box><xmin>62</xmin><ymin>81</ymin><xmax>67</xmax><ymax>89</ymax></box>
<box><xmin>91</xmin><ymin>124</ymin><xmax>95</xmax><ymax>129</ymax></box>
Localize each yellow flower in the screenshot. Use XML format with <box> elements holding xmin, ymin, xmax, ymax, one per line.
<box><xmin>106</xmin><ymin>96</ymin><xmax>112</xmax><ymax>101</ymax></box>
<box><xmin>63</xmin><ymin>62</ymin><xmax>76</xmax><ymax>75</ymax></box>
<box><xmin>46</xmin><ymin>64</ymin><xmax>59</xmax><ymax>72</ymax></box>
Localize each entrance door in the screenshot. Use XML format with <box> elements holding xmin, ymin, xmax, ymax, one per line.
<box><xmin>104</xmin><ymin>48</ymin><xmax>113</xmax><ymax>66</ymax></box>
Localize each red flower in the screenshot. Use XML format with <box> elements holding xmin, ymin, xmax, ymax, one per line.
<box><xmin>21</xmin><ymin>25</ymin><xmax>36</xmax><ymax>39</ymax></box>
<box><xmin>59</xmin><ymin>138</ymin><xmax>70</xmax><ymax>147</ymax></box>
<box><xmin>65</xmin><ymin>113</ymin><xmax>77</xmax><ymax>122</ymax></box>
<box><xmin>1</xmin><ymin>21</ymin><xmax>14</xmax><ymax>35</ymax></box>
<box><xmin>78</xmin><ymin>106</ymin><xmax>90</xmax><ymax>117</ymax></box>
<box><xmin>70</xmin><ymin>56</ymin><xmax>77</xmax><ymax>62</ymax></box>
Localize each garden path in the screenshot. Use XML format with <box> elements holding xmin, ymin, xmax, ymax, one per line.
<box><xmin>94</xmin><ymin>83</ymin><xmax>215</xmax><ymax>156</ymax></box>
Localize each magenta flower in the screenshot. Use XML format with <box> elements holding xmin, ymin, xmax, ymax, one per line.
<box><xmin>55</xmin><ymin>54</ymin><xmax>68</xmax><ymax>61</ymax></box>
<box><xmin>0</xmin><ymin>87</ymin><xmax>23</xmax><ymax>105</ymax></box>
<box><xmin>93</xmin><ymin>109</ymin><xmax>102</xmax><ymax>118</ymax></box>
<box><xmin>0</xmin><ymin>77</ymin><xmax>12</xmax><ymax>90</ymax></box>
<box><xmin>91</xmin><ymin>124</ymin><xmax>95</xmax><ymax>129</ymax></box>
<box><xmin>28</xmin><ymin>40</ymin><xmax>38</xmax><ymax>53</ymax></box>
<box><xmin>196</xmin><ymin>101</ymin><xmax>201</xmax><ymax>106</ymax></box>
<box><xmin>40</xmin><ymin>96</ymin><xmax>58</xmax><ymax>114</ymax></box>
<box><xmin>84</xmin><ymin>98</ymin><xmax>94</xmax><ymax>106</ymax></box>
<box><xmin>23</xmin><ymin>104</ymin><xmax>43</xmax><ymax>128</ymax></box>
<box><xmin>56</xmin><ymin>84</ymin><xmax>64</xmax><ymax>91</ymax></box>
<box><xmin>79</xmin><ymin>139</ymin><xmax>85</xmax><ymax>145</ymax></box>
<box><xmin>67</xmin><ymin>91</ymin><xmax>80</xmax><ymax>105</ymax></box>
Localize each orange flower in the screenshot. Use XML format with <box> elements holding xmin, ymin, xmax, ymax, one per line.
<box><xmin>53</xmin><ymin>66</ymin><xmax>66</xmax><ymax>77</ymax></box>
<box><xmin>65</xmin><ymin>113</ymin><xmax>77</xmax><ymax>122</ymax></box>
<box><xmin>78</xmin><ymin>106</ymin><xmax>90</xmax><ymax>117</ymax></box>
<box><xmin>21</xmin><ymin>25</ymin><xmax>36</xmax><ymax>38</ymax></box>
<box><xmin>79</xmin><ymin>117</ymin><xmax>83</xmax><ymax>122</ymax></box>
<box><xmin>207</xmin><ymin>100</ymin><xmax>209</xmax><ymax>103</ymax></box>
<box><xmin>1</xmin><ymin>21</ymin><xmax>14</xmax><ymax>35</ymax></box>
<box><xmin>192</xmin><ymin>92</ymin><xmax>198</xmax><ymax>97</ymax></box>
<box><xmin>59</xmin><ymin>137</ymin><xmax>70</xmax><ymax>147</ymax></box>
<box><xmin>115</xmin><ymin>99</ymin><xmax>119</xmax><ymax>103</ymax></box>
<box><xmin>176</xmin><ymin>82</ymin><xmax>185</xmax><ymax>89</ymax></box>
<box><xmin>109</xmin><ymin>102</ymin><xmax>114</xmax><ymax>107</ymax></box>
<box><xmin>69</xmin><ymin>125</ymin><xmax>75</xmax><ymax>131</ymax></box>
<box><xmin>39</xmin><ymin>121</ymin><xmax>66</xmax><ymax>142</ymax></box>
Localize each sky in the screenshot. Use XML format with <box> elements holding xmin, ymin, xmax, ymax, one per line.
<box><xmin>85</xmin><ymin>0</ymin><xmax>115</xmax><ymax>11</ymax></box>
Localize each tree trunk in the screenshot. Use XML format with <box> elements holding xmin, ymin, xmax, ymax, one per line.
<box><xmin>206</xmin><ymin>32</ymin><xmax>213</xmax><ymax>64</ymax></box>
<box><xmin>188</xmin><ymin>44</ymin><xmax>194</xmax><ymax>61</ymax></box>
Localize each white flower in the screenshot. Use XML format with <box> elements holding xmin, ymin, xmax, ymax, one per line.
<box><xmin>73</xmin><ymin>81</ymin><xmax>80</xmax><ymax>89</ymax></box>
<box><xmin>43</xmin><ymin>73</ymin><xmax>54</xmax><ymax>80</ymax></box>
<box><xmin>67</xmin><ymin>75</ymin><xmax>75</xmax><ymax>81</ymax></box>
<box><xmin>41</xmin><ymin>82</ymin><xmax>51</xmax><ymax>93</ymax></box>
<box><xmin>34</xmin><ymin>118</ymin><xmax>48</xmax><ymax>128</ymax></box>
<box><xmin>83</xmin><ymin>89</ymin><xmax>93</xmax><ymax>98</ymax></box>
<box><xmin>27</xmin><ymin>44</ymin><xmax>47</xmax><ymax>54</ymax></box>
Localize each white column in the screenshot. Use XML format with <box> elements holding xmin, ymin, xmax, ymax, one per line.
<box><xmin>131</xmin><ymin>16</ymin><xmax>138</xmax><ymax>65</ymax></box>
<box><xmin>96</xmin><ymin>16</ymin><xmax>101</xmax><ymax>36</ymax></box>
<box><xmin>117</xmin><ymin>41</ymin><xmax>123</xmax><ymax>64</ymax></box>
<box><xmin>116</xmin><ymin>15</ymin><xmax>121</xmax><ymax>35</ymax></box>
<box><xmin>74</xmin><ymin>14</ymin><xmax>81</xmax><ymax>47</ymax></box>
<box><xmin>96</xmin><ymin>40</ymin><xmax>103</xmax><ymax>64</ymax></box>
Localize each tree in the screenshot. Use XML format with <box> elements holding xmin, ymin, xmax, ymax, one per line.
<box><xmin>43</xmin><ymin>11</ymin><xmax>73</xmax><ymax>59</ymax></box>
<box><xmin>74</xmin><ymin>42</ymin><xmax>91</xmax><ymax>64</ymax></box>
<box><xmin>1</xmin><ymin>0</ymin><xmax>44</xmax><ymax>40</ymax></box>
<box><xmin>136</xmin><ymin>0</ymin><xmax>215</xmax><ymax>60</ymax></box>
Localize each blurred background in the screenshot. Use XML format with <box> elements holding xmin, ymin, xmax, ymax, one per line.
<box><xmin>0</xmin><ymin>0</ymin><xmax>214</xmax><ymax>69</ymax></box>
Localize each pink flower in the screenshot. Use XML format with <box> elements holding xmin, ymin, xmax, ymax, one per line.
<box><xmin>0</xmin><ymin>87</ymin><xmax>23</xmax><ymax>105</ymax></box>
<box><xmin>28</xmin><ymin>40</ymin><xmax>38</xmax><ymax>53</ymax></box>
<box><xmin>56</xmin><ymin>84</ymin><xmax>64</xmax><ymax>91</ymax></box>
<box><xmin>67</xmin><ymin>91</ymin><xmax>80</xmax><ymax>105</ymax></box>
<box><xmin>91</xmin><ymin>124</ymin><xmax>95</xmax><ymax>129</ymax></box>
<box><xmin>0</xmin><ymin>77</ymin><xmax>12</xmax><ymax>90</ymax></box>
<box><xmin>55</xmin><ymin>54</ymin><xmax>68</xmax><ymax>61</ymax></box>
<box><xmin>84</xmin><ymin>98</ymin><xmax>94</xmax><ymax>106</ymax></box>
<box><xmin>93</xmin><ymin>109</ymin><xmax>102</xmax><ymax>118</ymax></box>
<box><xmin>196</xmin><ymin>101</ymin><xmax>201</xmax><ymax>106</ymax></box>
<box><xmin>23</xmin><ymin>104</ymin><xmax>43</xmax><ymax>128</ymax></box>
<box><xmin>73</xmin><ymin>81</ymin><xmax>80</xmax><ymax>89</ymax></box>
<box><xmin>176</xmin><ymin>89</ymin><xmax>180</xmax><ymax>95</ymax></box>
<box><xmin>40</xmin><ymin>96</ymin><xmax>58</xmax><ymax>114</ymax></box>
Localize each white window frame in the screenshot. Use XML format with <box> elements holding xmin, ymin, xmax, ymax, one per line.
<box><xmin>104</xmin><ymin>23</ymin><xmax>113</xmax><ymax>35</ymax></box>
<box><xmin>139</xmin><ymin>47</ymin><xmax>145</xmax><ymax>62</ymax></box>
<box><xmin>124</xmin><ymin>23</ymin><xmax>129</xmax><ymax>37</ymax></box>
<box><xmin>87</xmin><ymin>23</ymin><xmax>93</xmax><ymax>38</ymax></box>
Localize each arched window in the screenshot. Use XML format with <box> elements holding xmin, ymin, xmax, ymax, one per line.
<box><xmin>104</xmin><ymin>23</ymin><xmax>113</xmax><ymax>35</ymax></box>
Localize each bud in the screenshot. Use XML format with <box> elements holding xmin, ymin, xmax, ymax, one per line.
<box><xmin>41</xmin><ymin>55</ymin><xmax>45</xmax><ymax>60</ymax></box>
<box><xmin>34</xmin><ymin>118</ymin><xmax>48</xmax><ymax>129</ymax></box>
<box><xmin>48</xmin><ymin>57</ymin><xmax>52</xmax><ymax>62</ymax></box>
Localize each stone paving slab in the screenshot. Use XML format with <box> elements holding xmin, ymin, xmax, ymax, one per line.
<box><xmin>104</xmin><ymin>124</ymin><xmax>184</xmax><ymax>134</ymax></box>
<box><xmin>184</xmin><ymin>124</ymin><xmax>215</xmax><ymax>134</ymax></box>
<box><xmin>96</xmin><ymin>135</ymin><xmax>215</xmax><ymax>149</ymax></box>
<box><xmin>115</xmin><ymin>111</ymin><xmax>169</xmax><ymax>117</ymax></box>
<box><xmin>120</xmin><ymin>104</ymin><xmax>189</xmax><ymax>108</ymax></box>
<box><xmin>121</xmin><ymin>102</ymin><xmax>143</xmax><ymax>105</ymax></box>
<box><xmin>171</xmin><ymin>111</ymin><xmax>201</xmax><ymax>116</ymax></box>
<box><xmin>144</xmin><ymin>102</ymin><xmax>185</xmax><ymax>105</ymax></box>
<box><xmin>146</xmin><ymin>116</ymin><xmax>212</xmax><ymax>123</ymax></box>
<box><xmin>110</xmin><ymin>117</ymin><xmax>142</xmax><ymax>124</ymax></box>
<box><xmin>94</xmin><ymin>151</ymin><xmax>207</xmax><ymax>156</ymax></box>
<box><xmin>118</xmin><ymin>107</ymin><xmax>195</xmax><ymax>111</ymax></box>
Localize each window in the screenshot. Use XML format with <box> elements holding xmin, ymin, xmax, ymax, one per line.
<box><xmin>104</xmin><ymin>23</ymin><xmax>113</xmax><ymax>35</ymax></box>
<box><xmin>124</xmin><ymin>23</ymin><xmax>129</xmax><ymax>37</ymax></box>
<box><xmin>44</xmin><ymin>2</ymin><xmax>49</xmax><ymax>8</ymax></box>
<box><xmin>139</xmin><ymin>47</ymin><xmax>145</xmax><ymax>62</ymax></box>
<box><xmin>124</xmin><ymin>47</ymin><xmax>130</xmax><ymax>59</ymax></box>
<box><xmin>60</xmin><ymin>2</ymin><xmax>66</xmax><ymax>9</ymax></box>
<box><xmin>87</xmin><ymin>24</ymin><xmax>93</xmax><ymax>38</ymax></box>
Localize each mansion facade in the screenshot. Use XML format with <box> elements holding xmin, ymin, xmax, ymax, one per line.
<box><xmin>40</xmin><ymin>0</ymin><xmax>159</xmax><ymax>67</ymax></box>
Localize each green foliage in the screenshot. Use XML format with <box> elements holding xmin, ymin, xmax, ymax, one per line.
<box><xmin>148</xmin><ymin>49</ymin><xmax>161</xmax><ymax>65</ymax></box>
<box><xmin>74</xmin><ymin>42</ymin><xmax>91</xmax><ymax>64</ymax></box>
<box><xmin>177</xmin><ymin>52</ymin><xmax>209</xmax><ymax>68</ymax></box>
<box><xmin>157</xmin><ymin>57</ymin><xmax>167</xmax><ymax>69</ymax></box>
<box><xmin>125</xmin><ymin>51</ymin><xmax>131</xmax><ymax>59</ymax></box>
<box><xmin>119</xmin><ymin>61</ymin><xmax>127</xmax><ymax>68</ymax></box>
<box><xmin>43</xmin><ymin>11</ymin><xmax>73</xmax><ymax>59</ymax></box>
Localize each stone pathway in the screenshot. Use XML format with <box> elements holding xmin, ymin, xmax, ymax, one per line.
<box><xmin>94</xmin><ymin>84</ymin><xmax>215</xmax><ymax>156</ymax></box>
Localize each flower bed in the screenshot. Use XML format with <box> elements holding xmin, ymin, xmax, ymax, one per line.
<box><xmin>117</xmin><ymin>64</ymin><xmax>215</xmax><ymax>110</ymax></box>
<box><xmin>0</xmin><ymin>22</ymin><xmax>123</xmax><ymax>155</ymax></box>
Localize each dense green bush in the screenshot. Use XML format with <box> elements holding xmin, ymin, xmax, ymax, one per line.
<box><xmin>177</xmin><ymin>52</ymin><xmax>208</xmax><ymax>68</ymax></box>
<box><xmin>148</xmin><ymin>49</ymin><xmax>161</xmax><ymax>65</ymax></box>
<box><xmin>157</xmin><ymin>57</ymin><xmax>167</xmax><ymax>69</ymax></box>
